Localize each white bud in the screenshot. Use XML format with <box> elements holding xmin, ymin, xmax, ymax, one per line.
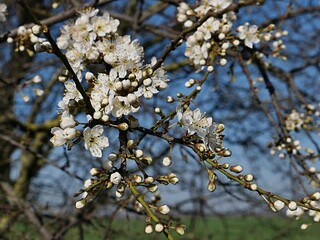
<box><xmin>135</xmin><ymin>149</ymin><xmax>144</xmax><ymax>158</ymax></box>
<box><xmin>32</xmin><ymin>75</ymin><xmax>42</xmax><ymax>83</ymax></box>
<box><xmin>230</xmin><ymin>165</ymin><xmax>243</xmax><ymax>173</ymax></box>
<box><xmin>233</xmin><ymin>39</ymin><xmax>240</xmax><ymax>46</ymax></box>
<box><xmin>274</xmin><ymin>200</ymin><xmax>285</xmax><ymax>211</ymax></box>
<box><xmin>162</xmin><ymin>156</ymin><xmax>172</xmax><ymax>166</ymax></box>
<box><xmin>159</xmin><ymin>205</ymin><xmax>170</xmax><ymax>214</ymax></box>
<box><xmin>85</xmin><ymin>72</ymin><xmax>94</xmax><ymax>81</ymax></box>
<box><xmin>249</xmin><ymin>183</ymin><xmax>258</xmax><ymax>191</ymax></box>
<box><xmin>145</xmin><ymin>224</ymin><xmax>153</xmax><ymax>234</ymax></box>
<box><xmin>220</xmin><ymin>58</ymin><xmax>227</xmax><ymax>66</ymax></box>
<box><xmin>32</xmin><ymin>25</ymin><xmax>42</xmax><ymax>35</ymax></box>
<box><xmin>63</xmin><ymin>128</ymin><xmax>77</xmax><ymax>140</ymax></box>
<box><xmin>184</xmin><ymin>20</ymin><xmax>193</xmax><ymax>28</ymax></box>
<box><xmin>207</xmin><ymin>66</ymin><xmax>214</xmax><ymax>72</ymax></box>
<box><xmin>148</xmin><ymin>184</ymin><xmax>158</xmax><ymax>192</ymax></box>
<box><xmin>108</xmin><ymin>153</ymin><xmax>118</xmax><ymax>161</ymax></box>
<box><xmin>90</xmin><ymin>168</ymin><xmax>99</xmax><ymax>176</ymax></box>
<box><xmin>155</xmin><ymin>107</ymin><xmax>161</xmax><ymax>114</ymax></box>
<box><xmin>115</xmin><ymin>82</ymin><xmax>123</xmax><ymax>91</ymax></box>
<box><xmin>155</xmin><ymin>223</ymin><xmax>164</xmax><ymax>232</ymax></box>
<box><xmin>110</xmin><ymin>172</ymin><xmax>122</xmax><ymax>185</ymax></box>
<box><xmin>102</xmin><ymin>114</ymin><xmax>109</xmax><ymax>122</ymax></box>
<box><xmin>93</xmin><ymin>111</ymin><xmax>102</xmax><ymax>119</ymax></box>
<box><xmin>175</xmin><ymin>224</ymin><xmax>186</xmax><ymax>236</ymax></box>
<box><xmin>143</xmin><ymin>78</ymin><xmax>152</xmax><ymax>87</ymax></box>
<box><xmin>218</xmin><ymin>33</ymin><xmax>225</xmax><ymax>40</ymax></box>
<box><xmin>75</xmin><ymin>200</ymin><xmax>85</xmax><ymax>209</ymax></box>
<box><xmin>103</xmin><ymin>160</ymin><xmax>113</xmax><ymax>170</ymax></box>
<box><xmin>145</xmin><ymin>176</ymin><xmax>154</xmax><ymax>184</ymax></box>
<box><xmin>84</xmin><ymin>179</ymin><xmax>92</xmax><ymax>188</ymax></box>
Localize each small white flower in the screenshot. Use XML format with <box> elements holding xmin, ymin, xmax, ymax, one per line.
<box><xmin>83</xmin><ymin>125</ymin><xmax>109</xmax><ymax>157</ymax></box>
<box><xmin>50</xmin><ymin>127</ymin><xmax>66</xmax><ymax>146</ymax></box>
<box><xmin>110</xmin><ymin>172</ymin><xmax>122</xmax><ymax>185</ymax></box>
<box><xmin>238</xmin><ymin>23</ymin><xmax>260</xmax><ymax>48</ymax></box>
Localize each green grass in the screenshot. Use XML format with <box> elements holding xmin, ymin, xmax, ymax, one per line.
<box><xmin>8</xmin><ymin>215</ymin><xmax>320</xmax><ymax>240</ymax></box>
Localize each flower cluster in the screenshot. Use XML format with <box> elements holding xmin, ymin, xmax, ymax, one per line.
<box><xmin>177</xmin><ymin>0</ymin><xmax>236</xmax><ymax>68</ymax></box>
<box><xmin>50</xmin><ymin>9</ymin><xmax>169</xmax><ymax>157</ymax></box>
<box><xmin>285</xmin><ymin>192</ymin><xmax>320</xmax><ymax>226</ymax></box>
<box><xmin>176</xmin><ymin>0</ymin><xmax>288</xmax><ymax>69</ymax></box>
<box><xmin>177</xmin><ymin>105</ymin><xmax>224</xmax><ymax>153</ymax></box>
<box><xmin>285</xmin><ymin>104</ymin><xmax>319</xmax><ymax>132</ymax></box>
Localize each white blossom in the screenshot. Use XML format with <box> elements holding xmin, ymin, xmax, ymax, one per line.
<box><xmin>237</xmin><ymin>23</ymin><xmax>260</xmax><ymax>48</ymax></box>
<box><xmin>83</xmin><ymin>125</ymin><xmax>109</xmax><ymax>157</ymax></box>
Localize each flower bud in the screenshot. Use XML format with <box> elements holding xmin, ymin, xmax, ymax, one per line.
<box><xmin>110</xmin><ymin>172</ymin><xmax>122</xmax><ymax>185</ymax></box>
<box><xmin>103</xmin><ymin>160</ymin><xmax>113</xmax><ymax>170</ymax></box>
<box><xmin>166</xmin><ymin>96</ymin><xmax>174</xmax><ymax>103</ymax></box>
<box><xmin>155</xmin><ymin>223</ymin><xmax>164</xmax><ymax>232</ymax></box>
<box><xmin>274</xmin><ymin>200</ymin><xmax>285</xmax><ymax>211</ymax></box>
<box><xmin>207</xmin><ymin>180</ymin><xmax>216</xmax><ymax>192</ymax></box>
<box><xmin>207</xmin><ymin>66</ymin><xmax>214</xmax><ymax>72</ymax></box>
<box><xmin>148</xmin><ymin>184</ymin><xmax>158</xmax><ymax>192</ymax></box>
<box><xmin>116</xmin><ymin>190</ymin><xmax>123</xmax><ymax>198</ymax></box>
<box><xmin>244</xmin><ymin>174</ymin><xmax>254</xmax><ymax>182</ymax></box>
<box><xmin>145</xmin><ymin>224</ymin><xmax>153</xmax><ymax>234</ymax></box>
<box><xmin>84</xmin><ymin>179</ymin><xmax>92</xmax><ymax>188</ymax></box>
<box><xmin>93</xmin><ymin>111</ymin><xmax>102</xmax><ymax>119</ymax></box>
<box><xmin>135</xmin><ymin>149</ymin><xmax>144</xmax><ymax>158</ymax></box>
<box><xmin>145</xmin><ymin>176</ymin><xmax>154</xmax><ymax>184</ymax></box>
<box><xmin>175</xmin><ymin>224</ymin><xmax>186</xmax><ymax>236</ymax></box>
<box><xmin>230</xmin><ymin>165</ymin><xmax>243</xmax><ymax>173</ymax></box>
<box><xmin>117</xmin><ymin>122</ymin><xmax>129</xmax><ymax>131</ymax></box>
<box><xmin>159</xmin><ymin>205</ymin><xmax>170</xmax><ymax>214</ymax></box>
<box><xmin>168</xmin><ymin>173</ymin><xmax>179</xmax><ymax>185</ymax></box>
<box><xmin>162</xmin><ymin>156</ymin><xmax>172</xmax><ymax>166</ymax></box>
<box><xmin>216</xmin><ymin>124</ymin><xmax>225</xmax><ymax>133</ymax></box>
<box><xmin>249</xmin><ymin>183</ymin><xmax>257</xmax><ymax>191</ymax></box>
<box><xmin>301</xmin><ymin>224</ymin><xmax>309</xmax><ymax>230</ymax></box>
<box><xmin>310</xmin><ymin>192</ymin><xmax>320</xmax><ymax>201</ymax></box>
<box><xmin>134</xmin><ymin>175</ymin><xmax>143</xmax><ymax>183</ymax></box>
<box><xmin>140</xmin><ymin>156</ymin><xmax>153</xmax><ymax>165</ymax></box>
<box><xmin>90</xmin><ymin>168</ymin><xmax>99</xmax><ymax>176</ymax></box>
<box><xmin>108</xmin><ymin>153</ymin><xmax>118</xmax><ymax>161</ymax></box>
<box><xmin>75</xmin><ymin>199</ymin><xmax>86</xmax><ymax>209</ymax></box>
<box><xmin>288</xmin><ymin>201</ymin><xmax>297</xmax><ymax>211</ymax></box>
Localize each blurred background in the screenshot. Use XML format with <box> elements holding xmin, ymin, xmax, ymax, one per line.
<box><xmin>0</xmin><ymin>0</ymin><xmax>319</xmax><ymax>239</ymax></box>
